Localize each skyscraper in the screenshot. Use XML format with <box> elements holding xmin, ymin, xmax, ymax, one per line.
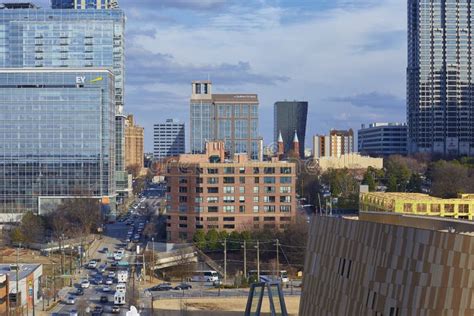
<box><xmin>51</xmin><ymin>0</ymin><xmax>119</xmax><ymax>9</ymax></box>
<box><xmin>0</xmin><ymin>4</ymin><xmax>128</xmax><ymax>200</ymax></box>
<box><xmin>313</xmin><ymin>129</ymin><xmax>354</xmax><ymax>158</ymax></box>
<box><xmin>0</xmin><ymin>69</ymin><xmax>116</xmax><ymax>223</ymax></box>
<box><xmin>190</xmin><ymin>81</ymin><xmax>261</xmax><ymax>160</ymax></box>
<box><xmin>153</xmin><ymin>119</ymin><xmax>185</xmax><ymax>159</ymax></box>
<box><xmin>274</xmin><ymin>101</ymin><xmax>308</xmax><ymax>158</ymax></box>
<box><xmin>358</xmin><ymin>123</ymin><xmax>408</xmax><ymax>156</ymax></box>
<box><xmin>408</xmin><ymin>0</ymin><xmax>474</xmax><ymax>156</ymax></box>
<box><xmin>125</xmin><ymin>115</ymin><xmax>144</xmax><ymax>171</ymax></box>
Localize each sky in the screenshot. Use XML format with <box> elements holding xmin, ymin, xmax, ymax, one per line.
<box><xmin>36</xmin><ymin>0</ymin><xmax>408</xmax><ymax>152</ymax></box>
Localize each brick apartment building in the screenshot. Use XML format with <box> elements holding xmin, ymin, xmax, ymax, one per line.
<box><xmin>165</xmin><ymin>142</ymin><xmax>297</xmax><ymax>242</ymax></box>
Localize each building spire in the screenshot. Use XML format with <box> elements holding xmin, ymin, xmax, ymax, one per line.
<box><xmin>293</xmin><ymin>130</ymin><xmax>299</xmax><ymax>143</ymax></box>
<box><xmin>278</xmin><ymin>131</ymin><xmax>283</xmax><ymax>143</ymax></box>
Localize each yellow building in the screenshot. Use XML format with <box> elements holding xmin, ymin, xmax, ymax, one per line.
<box><xmin>360</xmin><ymin>192</ymin><xmax>474</xmax><ymax>220</ymax></box>
<box><xmin>125</xmin><ymin>115</ymin><xmax>144</xmax><ymax>171</ymax></box>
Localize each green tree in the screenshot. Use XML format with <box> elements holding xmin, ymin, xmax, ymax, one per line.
<box><xmin>362</xmin><ymin>168</ymin><xmax>376</xmax><ymax>192</ymax></box>
<box><xmin>19</xmin><ymin>211</ymin><xmax>45</xmax><ymax>244</ymax></box>
<box><xmin>407</xmin><ymin>173</ymin><xmax>422</xmax><ymax>193</ymax></box>
<box><xmin>228</xmin><ymin>231</ymin><xmax>242</xmax><ymax>251</ymax></box>
<box><xmin>193</xmin><ymin>230</ymin><xmax>206</xmax><ymax>250</ymax></box>
<box><xmin>10</xmin><ymin>227</ymin><xmax>25</xmax><ymax>244</ymax></box>
<box><xmin>206</xmin><ymin>229</ymin><xmax>220</xmax><ymax>250</ymax></box>
<box><xmin>429</xmin><ymin>160</ymin><xmax>473</xmax><ymax>198</ymax></box>
<box><xmin>387</xmin><ymin>174</ymin><xmax>398</xmax><ymax>192</ymax></box>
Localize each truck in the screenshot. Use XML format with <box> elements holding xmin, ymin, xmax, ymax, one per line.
<box><xmin>117</xmin><ymin>270</ymin><xmax>128</xmax><ymax>283</ymax></box>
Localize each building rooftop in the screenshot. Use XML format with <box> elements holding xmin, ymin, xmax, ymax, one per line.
<box><xmin>360</xmin><ymin>122</ymin><xmax>407</xmax><ymax>129</ymax></box>
<box><xmin>212</xmin><ymin>94</ymin><xmax>258</xmax><ymax>103</ymax></box>
<box><xmin>0</xmin><ymin>264</ymin><xmax>41</xmax><ymax>282</ymax></box>
<box><xmin>0</xmin><ymin>3</ymin><xmax>37</xmax><ymax>9</ymax></box>
<box><xmin>362</xmin><ymin>192</ymin><xmax>474</xmax><ymax>202</ymax></box>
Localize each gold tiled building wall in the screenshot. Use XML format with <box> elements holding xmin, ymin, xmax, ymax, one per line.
<box><xmin>300</xmin><ymin>216</ymin><xmax>474</xmax><ymax>315</ymax></box>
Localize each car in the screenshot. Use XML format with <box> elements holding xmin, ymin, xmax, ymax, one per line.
<box><xmin>148</xmin><ymin>283</ymin><xmax>173</xmax><ymax>291</ymax></box>
<box><xmin>174</xmin><ymin>283</ymin><xmax>192</xmax><ymax>290</ymax></box>
<box><xmin>100</xmin><ymin>295</ymin><xmax>108</xmax><ymax>303</ymax></box>
<box><xmin>111</xmin><ymin>305</ymin><xmax>121</xmax><ymax>314</ymax></box>
<box><xmin>92</xmin><ymin>306</ymin><xmax>104</xmax><ymax>316</ymax></box>
<box><xmin>81</xmin><ymin>280</ymin><xmax>90</xmax><ymax>289</ymax></box>
<box><xmin>94</xmin><ymin>276</ymin><xmax>103</xmax><ymax>285</ymax></box>
<box><xmin>98</xmin><ymin>264</ymin><xmax>107</xmax><ymax>273</ymax></box>
<box><xmin>102</xmin><ymin>247</ymin><xmax>109</xmax><ymax>253</ymax></box>
<box><xmin>69</xmin><ymin>310</ymin><xmax>78</xmax><ymax>316</ymax></box>
<box><xmin>87</xmin><ymin>260</ymin><xmax>98</xmax><ymax>269</ymax></box>
<box><xmin>105</xmin><ymin>278</ymin><xmax>113</xmax><ymax>285</ymax></box>
<box><xmin>65</xmin><ymin>296</ymin><xmax>76</xmax><ymax>305</ymax></box>
<box><xmin>125</xmin><ymin>237</ymin><xmax>131</xmax><ymax>242</ymax></box>
<box><xmin>73</xmin><ymin>288</ymin><xmax>84</xmax><ymax>296</ymax></box>
<box><xmin>108</xmin><ymin>271</ymin><xmax>116</xmax><ymax>278</ymax></box>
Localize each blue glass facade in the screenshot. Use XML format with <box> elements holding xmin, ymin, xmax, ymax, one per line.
<box><xmin>0</xmin><ymin>69</ymin><xmax>116</xmax><ymax>221</ymax></box>
<box><xmin>51</xmin><ymin>0</ymin><xmax>118</xmax><ymax>9</ymax></box>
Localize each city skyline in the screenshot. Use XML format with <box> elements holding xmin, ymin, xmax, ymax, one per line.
<box><xmin>29</xmin><ymin>0</ymin><xmax>407</xmax><ymax>151</ymax></box>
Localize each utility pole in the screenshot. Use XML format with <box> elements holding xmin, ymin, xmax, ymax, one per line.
<box><xmin>151</xmin><ymin>237</ymin><xmax>154</xmax><ymax>282</ymax></box>
<box><xmin>16</xmin><ymin>243</ymin><xmax>20</xmax><ymax>315</ymax></box>
<box><xmin>243</xmin><ymin>240</ymin><xmax>247</xmax><ymax>279</ymax></box>
<box><xmin>223</xmin><ymin>238</ymin><xmax>227</xmax><ymax>285</ymax></box>
<box><xmin>276</xmin><ymin>239</ymin><xmax>280</xmax><ymax>278</ymax></box>
<box><xmin>256</xmin><ymin>241</ymin><xmax>260</xmax><ymax>282</ymax></box>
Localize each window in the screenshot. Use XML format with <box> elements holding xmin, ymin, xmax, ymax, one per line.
<box><xmin>195</xmin><ymin>197</ymin><xmax>203</xmax><ymax>203</ymax></box>
<box><xmin>223</xmin><ymin>206</ymin><xmax>235</xmax><ymax>213</ymax></box>
<box><xmin>254</xmin><ymin>216</ymin><xmax>259</xmax><ymax>221</ymax></box>
<box><xmin>224</xmin><ymin>186</ymin><xmax>235</xmax><ymax>193</ymax></box>
<box><xmin>264</xmin><ymin>177</ymin><xmax>276</xmax><ymax>184</ymax></box>
<box><xmin>254</xmin><ymin>177</ymin><xmax>260</xmax><ymax>184</ymax></box>
<box><xmin>179</xmin><ymin>216</ymin><xmax>187</xmax><ymax>221</ymax></box>
<box><xmin>239</xmin><ymin>205</ymin><xmax>245</xmax><ymax>213</ymax></box>
<box><xmin>224</xmin><ymin>196</ymin><xmax>235</xmax><ymax>203</ymax></box>
<box><xmin>280</xmin><ymin>167</ymin><xmax>292</xmax><ymax>174</ymax></box>
<box><xmin>280</xmin><ymin>196</ymin><xmax>291</xmax><ymax>203</ymax></box>
<box><xmin>207</xmin><ymin>197</ymin><xmax>218</xmax><ymax>203</ymax></box>
<box><xmin>196</xmin><ymin>187</ymin><xmax>203</xmax><ymax>193</ymax></box>
<box><xmin>239</xmin><ymin>177</ymin><xmax>245</xmax><ymax>184</ymax></box>
<box><xmin>179</xmin><ymin>196</ymin><xmax>188</xmax><ymax>203</ymax></box>
<box><xmin>207</xmin><ymin>177</ymin><xmax>219</xmax><ymax>184</ymax></box>
<box><xmin>239</xmin><ymin>167</ymin><xmax>245</xmax><ymax>174</ymax></box>
<box><xmin>263</xmin><ymin>196</ymin><xmax>276</xmax><ymax>203</ymax></box>
<box><xmin>459</xmin><ymin>204</ymin><xmax>469</xmax><ymax>213</ymax></box>
<box><xmin>264</xmin><ymin>167</ymin><xmax>275</xmax><ymax>174</ymax></box>
<box><xmin>239</xmin><ymin>196</ymin><xmax>245</xmax><ymax>203</ymax></box>
<box><xmin>253</xmin><ymin>167</ymin><xmax>260</xmax><ymax>174</ymax></box>
<box><xmin>223</xmin><ymin>224</ymin><xmax>235</xmax><ymax>229</ymax></box>
<box><xmin>178</xmin><ymin>232</ymin><xmax>187</xmax><ymax>240</ymax></box>
<box><xmin>253</xmin><ymin>206</ymin><xmax>259</xmax><ymax>213</ymax></box>
<box><xmin>194</xmin><ymin>206</ymin><xmax>203</xmax><ymax>213</ymax></box>
<box><xmin>416</xmin><ymin>203</ymin><xmax>427</xmax><ymax>212</ymax></box>
<box><xmin>207</xmin><ymin>217</ymin><xmax>219</xmax><ymax>221</ymax></box>
<box><xmin>265</xmin><ymin>186</ymin><xmax>275</xmax><ymax>193</ymax></box>
<box><xmin>179</xmin><ymin>205</ymin><xmax>187</xmax><ymax>212</ymax></box>
<box><xmin>223</xmin><ymin>217</ymin><xmax>235</xmax><ymax>222</ymax></box>
<box><xmin>179</xmin><ymin>177</ymin><xmax>188</xmax><ymax>184</ymax></box>
<box><xmin>239</xmin><ymin>187</ymin><xmax>245</xmax><ymax>193</ymax></box>
<box><xmin>264</xmin><ymin>205</ymin><xmax>276</xmax><ymax>212</ymax></box>
<box><xmin>280</xmin><ymin>186</ymin><xmax>291</xmax><ymax>194</ymax></box>
<box><xmin>208</xmin><ymin>187</ymin><xmax>219</xmax><ymax>193</ymax></box>
<box><xmin>179</xmin><ymin>187</ymin><xmax>188</xmax><ymax>193</ymax></box>
<box><xmin>224</xmin><ymin>177</ymin><xmax>235</xmax><ymax>184</ymax></box>
<box><xmin>403</xmin><ymin>203</ymin><xmax>413</xmax><ymax>212</ymax></box>
<box><xmin>280</xmin><ymin>217</ymin><xmax>291</xmax><ymax>221</ymax></box>
<box><xmin>196</xmin><ymin>178</ymin><xmax>203</xmax><ymax>184</ymax></box>
<box><xmin>253</xmin><ymin>187</ymin><xmax>259</xmax><ymax>194</ymax></box>
<box><xmin>208</xmin><ymin>207</ymin><xmax>218</xmax><ymax>213</ymax></box>
<box><xmin>253</xmin><ymin>196</ymin><xmax>259</xmax><ymax>203</ymax></box>
<box><xmin>264</xmin><ymin>216</ymin><xmax>275</xmax><ymax>221</ymax></box>
<box><xmin>207</xmin><ymin>224</ymin><xmax>219</xmax><ymax>229</ymax></box>
<box><xmin>224</xmin><ymin>167</ymin><xmax>235</xmax><ymax>174</ymax></box>
<box><xmin>280</xmin><ymin>177</ymin><xmax>292</xmax><ymax>184</ymax></box>
<box><xmin>208</xmin><ymin>168</ymin><xmax>218</xmax><ymax>174</ymax></box>
<box><xmin>445</xmin><ymin>204</ymin><xmax>455</xmax><ymax>213</ymax></box>
<box><xmin>431</xmin><ymin>204</ymin><xmax>440</xmax><ymax>213</ymax></box>
<box><xmin>337</xmin><ymin>258</ymin><xmax>352</xmax><ymax>278</ymax></box>
<box><xmin>196</xmin><ymin>224</ymin><xmax>204</xmax><ymax>229</ymax></box>
<box><xmin>280</xmin><ymin>205</ymin><xmax>291</xmax><ymax>212</ymax></box>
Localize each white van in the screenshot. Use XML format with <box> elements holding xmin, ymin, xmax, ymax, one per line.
<box><xmin>191</xmin><ymin>270</ymin><xmax>219</xmax><ymax>282</ymax></box>
<box><xmin>114</xmin><ymin>291</ymin><xmax>126</xmax><ymax>305</ymax></box>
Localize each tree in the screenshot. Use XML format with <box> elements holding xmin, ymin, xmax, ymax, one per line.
<box><xmin>126</xmin><ymin>164</ymin><xmax>141</xmax><ymax>179</ymax></box>
<box><xmin>407</xmin><ymin>173</ymin><xmax>422</xmax><ymax>193</ymax></box>
<box><xmin>193</xmin><ymin>230</ymin><xmax>206</xmax><ymax>250</ymax></box>
<box><xmin>143</xmin><ymin>223</ymin><xmax>157</xmax><ymax>239</ymax></box>
<box><xmin>429</xmin><ymin>160</ymin><xmax>473</xmax><ymax>198</ymax></box>
<box><xmin>19</xmin><ymin>211</ymin><xmax>45</xmax><ymax>244</ymax></box>
<box><xmin>9</xmin><ymin>227</ymin><xmax>25</xmax><ymax>244</ymax></box>
<box><xmin>362</xmin><ymin>168</ymin><xmax>376</xmax><ymax>192</ymax></box>
<box><xmin>205</xmin><ymin>229</ymin><xmax>220</xmax><ymax>250</ymax></box>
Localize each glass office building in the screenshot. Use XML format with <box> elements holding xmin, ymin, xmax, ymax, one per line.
<box><xmin>274</xmin><ymin>101</ymin><xmax>308</xmax><ymax>158</ymax></box>
<box><xmin>190</xmin><ymin>81</ymin><xmax>261</xmax><ymax>160</ymax></box>
<box><xmin>51</xmin><ymin>0</ymin><xmax>119</xmax><ymax>9</ymax></box>
<box><xmin>408</xmin><ymin>0</ymin><xmax>474</xmax><ymax>155</ymax></box>
<box><xmin>0</xmin><ymin>4</ymin><xmax>128</xmax><ymax>197</ymax></box>
<box><xmin>0</xmin><ymin>69</ymin><xmax>116</xmax><ymax>223</ymax></box>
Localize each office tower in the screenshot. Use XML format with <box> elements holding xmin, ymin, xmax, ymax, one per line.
<box><xmin>313</xmin><ymin>129</ymin><xmax>354</xmax><ymax>158</ymax></box>
<box><xmin>0</xmin><ymin>69</ymin><xmax>116</xmax><ymax>223</ymax></box>
<box><xmin>153</xmin><ymin>119</ymin><xmax>185</xmax><ymax>159</ymax></box>
<box><xmin>273</xmin><ymin>101</ymin><xmax>308</xmax><ymax>158</ymax></box>
<box><xmin>190</xmin><ymin>81</ymin><xmax>261</xmax><ymax>160</ymax></box>
<box><xmin>0</xmin><ymin>4</ymin><xmax>128</xmax><ymax>200</ymax></box>
<box><xmin>408</xmin><ymin>0</ymin><xmax>474</xmax><ymax>156</ymax></box>
<box><xmin>125</xmin><ymin>115</ymin><xmax>144</xmax><ymax>171</ymax></box>
<box><xmin>165</xmin><ymin>141</ymin><xmax>297</xmax><ymax>242</ymax></box>
<box><xmin>51</xmin><ymin>0</ymin><xmax>119</xmax><ymax>9</ymax></box>
<box><xmin>358</xmin><ymin>123</ymin><xmax>408</xmax><ymax>157</ymax></box>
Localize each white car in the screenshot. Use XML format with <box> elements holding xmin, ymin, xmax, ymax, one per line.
<box><xmin>87</xmin><ymin>260</ymin><xmax>97</xmax><ymax>269</ymax></box>
<box><xmin>65</xmin><ymin>296</ymin><xmax>75</xmax><ymax>305</ymax></box>
<box><xmin>108</xmin><ymin>271</ymin><xmax>116</xmax><ymax>278</ymax></box>
<box><xmin>69</xmin><ymin>309</ymin><xmax>78</xmax><ymax>316</ymax></box>
<box><xmin>81</xmin><ymin>280</ymin><xmax>90</xmax><ymax>289</ymax></box>
<box><xmin>103</xmin><ymin>286</ymin><xmax>112</xmax><ymax>292</ymax></box>
<box><xmin>105</xmin><ymin>278</ymin><xmax>114</xmax><ymax>285</ymax></box>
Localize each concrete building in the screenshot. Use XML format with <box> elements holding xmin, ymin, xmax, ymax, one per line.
<box><xmin>360</xmin><ymin>192</ymin><xmax>474</xmax><ymax>221</ymax></box>
<box><xmin>358</xmin><ymin>123</ymin><xmax>408</xmax><ymax>157</ymax></box>
<box><xmin>317</xmin><ymin>153</ymin><xmax>383</xmax><ymax>171</ymax></box>
<box><xmin>0</xmin><ymin>69</ymin><xmax>117</xmax><ymax>223</ymax></box>
<box><xmin>165</xmin><ymin>141</ymin><xmax>297</xmax><ymax>242</ymax></box>
<box><xmin>190</xmin><ymin>81</ymin><xmax>261</xmax><ymax>160</ymax></box>
<box><xmin>408</xmin><ymin>0</ymin><xmax>474</xmax><ymax>156</ymax></box>
<box><xmin>0</xmin><ymin>264</ymin><xmax>42</xmax><ymax>313</ymax></box>
<box><xmin>273</xmin><ymin>101</ymin><xmax>308</xmax><ymax>158</ymax></box>
<box><xmin>313</xmin><ymin>129</ymin><xmax>354</xmax><ymax>158</ymax></box>
<box><xmin>300</xmin><ymin>214</ymin><xmax>474</xmax><ymax>315</ymax></box>
<box><xmin>125</xmin><ymin>115</ymin><xmax>144</xmax><ymax>171</ymax></box>
<box><xmin>153</xmin><ymin>119</ymin><xmax>185</xmax><ymax>159</ymax></box>
<box><xmin>51</xmin><ymin>0</ymin><xmax>119</xmax><ymax>9</ymax></box>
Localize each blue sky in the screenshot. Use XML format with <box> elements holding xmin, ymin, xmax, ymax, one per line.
<box><xmin>37</xmin><ymin>0</ymin><xmax>408</xmax><ymax>151</ymax></box>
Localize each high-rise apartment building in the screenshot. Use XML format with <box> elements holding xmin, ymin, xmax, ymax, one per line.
<box><xmin>153</xmin><ymin>119</ymin><xmax>185</xmax><ymax>159</ymax></box>
<box><xmin>0</xmin><ymin>3</ymin><xmax>128</xmax><ymax>200</ymax></box>
<box><xmin>125</xmin><ymin>115</ymin><xmax>144</xmax><ymax>171</ymax></box>
<box><xmin>51</xmin><ymin>0</ymin><xmax>119</xmax><ymax>9</ymax></box>
<box><xmin>0</xmin><ymin>69</ymin><xmax>116</xmax><ymax>223</ymax></box>
<box><xmin>190</xmin><ymin>81</ymin><xmax>261</xmax><ymax>160</ymax></box>
<box><xmin>165</xmin><ymin>142</ymin><xmax>297</xmax><ymax>242</ymax></box>
<box><xmin>408</xmin><ymin>0</ymin><xmax>474</xmax><ymax>156</ymax></box>
<box><xmin>313</xmin><ymin>129</ymin><xmax>354</xmax><ymax>158</ymax></box>
<box><xmin>358</xmin><ymin>123</ymin><xmax>408</xmax><ymax>156</ymax></box>
<box><xmin>274</xmin><ymin>101</ymin><xmax>308</xmax><ymax>158</ymax></box>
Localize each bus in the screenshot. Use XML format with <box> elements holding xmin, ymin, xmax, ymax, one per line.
<box><xmin>117</xmin><ymin>270</ymin><xmax>128</xmax><ymax>283</ymax></box>
<box><xmin>248</xmin><ymin>270</ymin><xmax>289</xmax><ymax>283</ymax></box>
<box><xmin>114</xmin><ymin>291</ymin><xmax>126</xmax><ymax>305</ymax></box>
<box><xmin>190</xmin><ymin>270</ymin><xmax>219</xmax><ymax>282</ymax></box>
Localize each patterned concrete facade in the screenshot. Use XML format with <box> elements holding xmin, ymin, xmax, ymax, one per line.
<box><xmin>300</xmin><ymin>215</ymin><xmax>474</xmax><ymax>315</ymax></box>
